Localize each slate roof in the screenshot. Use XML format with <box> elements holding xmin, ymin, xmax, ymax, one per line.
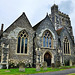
<box><xmin>33</xmin><ymin>14</ymin><xmax>54</xmax><ymax>31</ymax></box>
<box><xmin>4</xmin><ymin>12</ymin><xmax>33</xmax><ymax>33</ymax></box>
<box><xmin>33</xmin><ymin>19</ymin><xmax>44</xmax><ymax>31</ymax></box>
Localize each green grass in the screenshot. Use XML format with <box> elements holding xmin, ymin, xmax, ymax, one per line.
<box><xmin>0</xmin><ymin>66</ymin><xmax>75</xmax><ymax>75</ymax></box>
<box><xmin>60</xmin><ymin>66</ymin><xmax>75</xmax><ymax>69</ymax></box>
<box><xmin>0</xmin><ymin>68</ymin><xmax>65</xmax><ymax>75</ymax></box>
<box><xmin>68</xmin><ymin>73</ymin><xmax>75</xmax><ymax>75</ymax></box>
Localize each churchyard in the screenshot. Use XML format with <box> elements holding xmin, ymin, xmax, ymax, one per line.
<box><xmin>0</xmin><ymin>66</ymin><xmax>75</xmax><ymax>75</ymax></box>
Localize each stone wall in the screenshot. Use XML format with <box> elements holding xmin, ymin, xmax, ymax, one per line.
<box><xmin>2</xmin><ymin>13</ymin><xmax>35</xmax><ymax>66</ymax></box>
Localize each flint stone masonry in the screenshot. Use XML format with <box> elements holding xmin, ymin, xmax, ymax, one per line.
<box><xmin>0</xmin><ymin>4</ymin><xmax>75</xmax><ymax>69</ymax></box>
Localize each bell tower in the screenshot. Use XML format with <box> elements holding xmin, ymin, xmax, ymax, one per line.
<box><xmin>51</xmin><ymin>4</ymin><xmax>60</xmax><ymax>30</ymax></box>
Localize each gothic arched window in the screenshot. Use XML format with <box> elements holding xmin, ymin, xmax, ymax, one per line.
<box><xmin>63</xmin><ymin>37</ymin><xmax>70</xmax><ymax>54</ymax></box>
<box><xmin>42</xmin><ymin>30</ymin><xmax>53</xmax><ymax>48</ymax></box>
<box><xmin>17</xmin><ymin>30</ymin><xmax>28</xmax><ymax>54</ymax></box>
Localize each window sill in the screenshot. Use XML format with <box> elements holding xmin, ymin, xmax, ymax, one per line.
<box><xmin>16</xmin><ymin>53</ymin><xmax>29</xmax><ymax>55</ymax></box>
<box><xmin>41</xmin><ymin>47</ymin><xmax>54</xmax><ymax>49</ymax></box>
<box><xmin>0</xmin><ymin>63</ymin><xmax>7</xmax><ymax>64</ymax></box>
<box><xmin>63</xmin><ymin>54</ymin><xmax>71</xmax><ymax>55</ymax></box>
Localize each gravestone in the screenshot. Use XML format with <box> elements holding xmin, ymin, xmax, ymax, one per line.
<box><xmin>56</xmin><ymin>61</ymin><xmax>60</xmax><ymax>67</ymax></box>
<box><xmin>51</xmin><ymin>63</ymin><xmax>55</xmax><ymax>68</ymax></box>
<box><xmin>36</xmin><ymin>63</ymin><xmax>40</xmax><ymax>71</ymax></box>
<box><xmin>19</xmin><ymin>63</ymin><xmax>25</xmax><ymax>72</ymax></box>
<box><xmin>42</xmin><ymin>61</ymin><xmax>47</xmax><ymax>70</ymax></box>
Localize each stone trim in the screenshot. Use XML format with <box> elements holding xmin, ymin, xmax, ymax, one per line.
<box><xmin>63</xmin><ymin>37</ymin><xmax>71</xmax><ymax>55</ymax></box>
<box><xmin>16</xmin><ymin>30</ymin><xmax>29</xmax><ymax>55</ymax></box>
<box><xmin>42</xmin><ymin>30</ymin><xmax>54</xmax><ymax>49</ymax></box>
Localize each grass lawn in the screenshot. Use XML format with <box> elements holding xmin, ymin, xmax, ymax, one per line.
<box><xmin>68</xmin><ymin>73</ymin><xmax>75</xmax><ymax>75</ymax></box>
<box><xmin>0</xmin><ymin>66</ymin><xmax>75</xmax><ymax>75</ymax></box>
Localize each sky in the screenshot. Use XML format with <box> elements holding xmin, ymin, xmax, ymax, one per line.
<box><xmin>0</xmin><ymin>0</ymin><xmax>75</xmax><ymax>40</ymax></box>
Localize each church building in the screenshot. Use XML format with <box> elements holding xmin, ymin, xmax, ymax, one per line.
<box><xmin>0</xmin><ymin>4</ymin><xmax>75</xmax><ymax>69</ymax></box>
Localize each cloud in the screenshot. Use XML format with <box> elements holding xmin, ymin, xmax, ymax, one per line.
<box><xmin>57</xmin><ymin>0</ymin><xmax>75</xmax><ymax>39</ymax></box>
<box><xmin>0</xmin><ymin>0</ymin><xmax>75</xmax><ymax>40</ymax></box>
<box><xmin>59</xmin><ymin>0</ymin><xmax>73</xmax><ymax>14</ymax></box>
<box><xmin>68</xmin><ymin>0</ymin><xmax>75</xmax><ymax>40</ymax></box>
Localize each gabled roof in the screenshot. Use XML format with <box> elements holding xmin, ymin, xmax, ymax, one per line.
<box><xmin>33</xmin><ymin>19</ymin><xmax>44</xmax><ymax>31</ymax></box>
<box><xmin>33</xmin><ymin>14</ymin><xmax>54</xmax><ymax>31</ymax></box>
<box><xmin>4</xmin><ymin>12</ymin><xmax>33</xmax><ymax>33</ymax></box>
<box><xmin>56</xmin><ymin>27</ymin><xmax>63</xmax><ymax>35</ymax></box>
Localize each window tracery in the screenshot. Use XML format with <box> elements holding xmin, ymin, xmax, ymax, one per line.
<box><xmin>17</xmin><ymin>30</ymin><xmax>28</xmax><ymax>54</ymax></box>
<box><xmin>63</xmin><ymin>37</ymin><xmax>70</xmax><ymax>54</ymax></box>
<box><xmin>42</xmin><ymin>30</ymin><xmax>53</xmax><ymax>48</ymax></box>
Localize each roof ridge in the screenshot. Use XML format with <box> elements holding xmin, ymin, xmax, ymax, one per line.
<box><xmin>4</xmin><ymin>12</ymin><xmax>33</xmax><ymax>33</ymax></box>
<box><xmin>56</xmin><ymin>27</ymin><xmax>63</xmax><ymax>31</ymax></box>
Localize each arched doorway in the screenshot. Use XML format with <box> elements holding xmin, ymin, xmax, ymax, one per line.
<box><xmin>44</xmin><ymin>52</ymin><xmax>52</xmax><ymax>67</ymax></box>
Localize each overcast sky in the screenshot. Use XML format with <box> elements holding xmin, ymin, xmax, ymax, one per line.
<box><xmin>0</xmin><ymin>0</ymin><xmax>75</xmax><ymax>39</ymax></box>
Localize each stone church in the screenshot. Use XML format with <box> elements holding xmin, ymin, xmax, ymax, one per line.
<box><xmin>0</xmin><ymin>4</ymin><xmax>75</xmax><ymax>69</ymax></box>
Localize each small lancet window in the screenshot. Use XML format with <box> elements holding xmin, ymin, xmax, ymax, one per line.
<box><xmin>17</xmin><ymin>37</ymin><xmax>21</xmax><ymax>53</ymax></box>
<box><xmin>25</xmin><ymin>38</ymin><xmax>27</xmax><ymax>53</ymax></box>
<box><xmin>47</xmin><ymin>37</ymin><xmax>48</xmax><ymax>47</ymax></box>
<box><xmin>49</xmin><ymin>38</ymin><xmax>51</xmax><ymax>48</ymax></box>
<box><xmin>17</xmin><ymin>30</ymin><xmax>28</xmax><ymax>54</ymax></box>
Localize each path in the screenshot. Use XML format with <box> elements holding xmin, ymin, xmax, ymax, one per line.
<box><xmin>29</xmin><ymin>68</ymin><xmax>75</xmax><ymax>75</ymax></box>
